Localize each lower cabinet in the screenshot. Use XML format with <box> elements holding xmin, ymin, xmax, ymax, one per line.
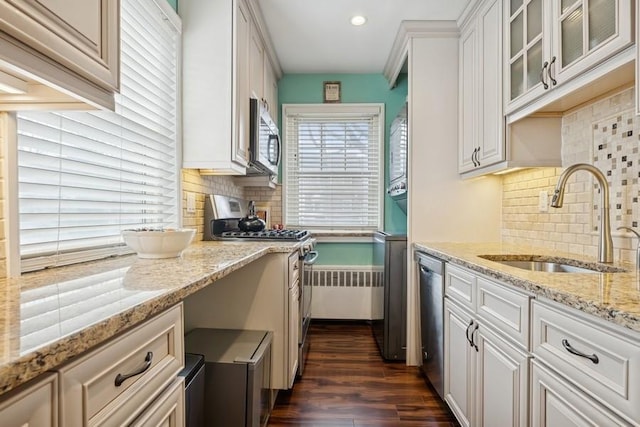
<box><xmin>532</xmin><ymin>299</ymin><xmax>640</xmax><ymax>425</ymax></box>
<box><xmin>531</xmin><ymin>359</ymin><xmax>628</xmax><ymax>427</ymax></box>
<box><xmin>130</xmin><ymin>377</ymin><xmax>185</xmax><ymax>427</ymax></box>
<box><xmin>184</xmin><ymin>251</ymin><xmax>299</xmax><ymax>390</ymax></box>
<box><xmin>58</xmin><ymin>304</ymin><xmax>184</xmax><ymax>426</ymax></box>
<box><xmin>444</xmin><ymin>298</ymin><xmax>529</xmax><ymax>427</ymax></box>
<box><xmin>0</xmin><ymin>372</ymin><xmax>58</xmax><ymax>427</ymax></box>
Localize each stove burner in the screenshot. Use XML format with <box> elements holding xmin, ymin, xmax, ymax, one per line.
<box><xmin>219</xmin><ymin>229</ymin><xmax>309</xmax><ymax>241</ymax></box>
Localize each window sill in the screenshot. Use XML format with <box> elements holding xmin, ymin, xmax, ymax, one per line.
<box><xmin>309</xmin><ymin>230</ymin><xmax>376</xmax><ymax>243</ymax></box>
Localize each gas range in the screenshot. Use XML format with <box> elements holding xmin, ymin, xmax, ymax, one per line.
<box><xmin>219</xmin><ymin>229</ymin><xmax>310</xmax><ymax>241</ymax></box>
<box><xmin>204</xmin><ymin>194</ymin><xmax>311</xmax><ymax>242</ymax></box>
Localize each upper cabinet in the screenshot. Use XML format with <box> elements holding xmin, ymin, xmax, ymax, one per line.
<box><xmin>458</xmin><ymin>0</ymin><xmax>504</xmax><ymax>174</ymax></box>
<box><xmin>506</xmin><ymin>0</ymin><xmax>633</xmax><ymax>116</ymax></box>
<box><xmin>181</xmin><ymin>0</ymin><xmax>281</xmax><ymax>175</ymax></box>
<box><xmin>0</xmin><ymin>0</ymin><xmax>120</xmax><ymax>110</ymax></box>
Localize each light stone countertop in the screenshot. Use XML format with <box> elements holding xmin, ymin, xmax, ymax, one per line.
<box><xmin>0</xmin><ymin>240</ymin><xmax>307</xmax><ymax>397</ymax></box>
<box><xmin>414</xmin><ymin>242</ymin><xmax>640</xmax><ymax>334</ymax></box>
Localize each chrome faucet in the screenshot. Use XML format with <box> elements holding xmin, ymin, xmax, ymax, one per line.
<box><xmin>550</xmin><ymin>163</ymin><xmax>613</xmax><ymax>263</ymax></box>
<box><xmin>617</xmin><ymin>226</ymin><xmax>640</xmax><ymax>270</ymax></box>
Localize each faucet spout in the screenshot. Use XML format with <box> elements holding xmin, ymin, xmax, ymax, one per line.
<box><xmin>550</xmin><ymin>163</ymin><xmax>613</xmax><ymax>263</ymax></box>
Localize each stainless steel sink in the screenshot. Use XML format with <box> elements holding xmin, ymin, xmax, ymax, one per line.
<box><xmin>478</xmin><ymin>255</ymin><xmax>626</xmax><ymax>274</ymax></box>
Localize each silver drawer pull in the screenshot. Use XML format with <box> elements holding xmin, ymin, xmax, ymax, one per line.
<box><xmin>115</xmin><ymin>351</ymin><xmax>153</xmax><ymax>386</ymax></box>
<box><xmin>561</xmin><ymin>339</ymin><xmax>599</xmax><ymax>364</ymax></box>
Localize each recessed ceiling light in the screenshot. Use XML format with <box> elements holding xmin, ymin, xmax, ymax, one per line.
<box><xmin>350</xmin><ymin>15</ymin><xmax>367</xmax><ymax>26</ymax></box>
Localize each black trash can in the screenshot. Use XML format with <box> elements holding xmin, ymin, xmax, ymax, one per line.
<box><xmin>179</xmin><ymin>353</ymin><xmax>205</xmax><ymax>427</ymax></box>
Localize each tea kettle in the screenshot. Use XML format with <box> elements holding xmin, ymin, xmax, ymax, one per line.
<box><xmin>238</xmin><ymin>200</ymin><xmax>266</xmax><ymax>232</ymax></box>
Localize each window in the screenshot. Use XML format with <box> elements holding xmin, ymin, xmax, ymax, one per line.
<box><xmin>283</xmin><ymin>104</ymin><xmax>384</xmax><ymax>230</ymax></box>
<box><xmin>16</xmin><ymin>0</ymin><xmax>181</xmax><ymax>272</ymax></box>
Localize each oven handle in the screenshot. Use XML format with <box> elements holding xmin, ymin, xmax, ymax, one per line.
<box><xmin>302</xmin><ymin>250</ymin><xmax>319</xmax><ymax>265</ymax></box>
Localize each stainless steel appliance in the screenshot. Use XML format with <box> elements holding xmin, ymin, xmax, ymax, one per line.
<box><xmin>184</xmin><ymin>329</ymin><xmax>273</xmax><ymax>427</ymax></box>
<box><xmin>204</xmin><ymin>194</ymin><xmax>310</xmax><ymax>242</ymax></box>
<box><xmin>371</xmin><ymin>232</ymin><xmax>407</xmax><ymax>360</ymax></box>
<box><xmin>415</xmin><ymin>251</ymin><xmax>445</xmax><ymax>399</ymax></box>
<box><xmin>249</xmin><ymin>98</ymin><xmax>280</xmax><ymax>176</ymax></box>
<box><xmin>387</xmin><ymin>102</ymin><xmax>408</xmax><ymax>213</ymax></box>
<box><xmin>298</xmin><ymin>246</ymin><xmax>318</xmax><ymax>376</ymax></box>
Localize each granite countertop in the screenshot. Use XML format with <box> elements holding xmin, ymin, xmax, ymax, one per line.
<box><xmin>414</xmin><ymin>242</ymin><xmax>640</xmax><ymax>334</ymax></box>
<box><xmin>0</xmin><ymin>240</ymin><xmax>307</xmax><ymax>397</ymax></box>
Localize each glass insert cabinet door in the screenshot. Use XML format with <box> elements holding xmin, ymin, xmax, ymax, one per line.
<box><xmin>557</xmin><ymin>0</ymin><xmax>616</xmax><ymax>68</ymax></box>
<box><xmin>507</xmin><ymin>0</ymin><xmax>547</xmax><ymax>104</ymax></box>
<box><xmin>506</xmin><ymin>0</ymin><xmax>631</xmax><ymax>111</ymax></box>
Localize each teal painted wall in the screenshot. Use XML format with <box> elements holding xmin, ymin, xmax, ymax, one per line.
<box><xmin>278</xmin><ymin>73</ymin><xmax>408</xmax><ymax>265</ymax></box>
<box><xmin>166</xmin><ymin>0</ymin><xmax>177</xmax><ymax>11</ymax></box>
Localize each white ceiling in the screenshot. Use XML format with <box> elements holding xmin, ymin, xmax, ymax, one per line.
<box><xmin>256</xmin><ymin>0</ymin><xmax>471</xmax><ymax>74</ymax></box>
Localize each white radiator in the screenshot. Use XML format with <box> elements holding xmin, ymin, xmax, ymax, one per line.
<box><xmin>309</xmin><ymin>265</ymin><xmax>383</xmax><ymax>320</ymax></box>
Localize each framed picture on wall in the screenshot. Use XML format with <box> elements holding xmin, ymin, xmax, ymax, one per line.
<box><xmin>323</xmin><ymin>81</ymin><xmax>341</xmax><ymax>103</ymax></box>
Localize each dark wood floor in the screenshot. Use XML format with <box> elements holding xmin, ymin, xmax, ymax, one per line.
<box><xmin>268</xmin><ymin>321</ymin><xmax>460</xmax><ymax>426</ymax></box>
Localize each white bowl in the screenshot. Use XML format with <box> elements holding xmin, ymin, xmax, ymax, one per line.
<box><xmin>122</xmin><ymin>228</ymin><xmax>196</xmax><ymax>259</ymax></box>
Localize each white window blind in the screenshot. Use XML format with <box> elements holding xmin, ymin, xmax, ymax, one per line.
<box><xmin>17</xmin><ymin>0</ymin><xmax>181</xmax><ymax>272</ymax></box>
<box><xmin>283</xmin><ymin>104</ymin><xmax>384</xmax><ymax>230</ymax></box>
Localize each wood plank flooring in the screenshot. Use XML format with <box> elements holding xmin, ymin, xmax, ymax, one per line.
<box><xmin>268</xmin><ymin>321</ymin><xmax>460</xmax><ymax>426</ymax></box>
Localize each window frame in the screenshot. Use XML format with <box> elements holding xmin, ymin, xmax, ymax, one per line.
<box><xmin>5</xmin><ymin>0</ymin><xmax>182</xmax><ymax>275</ymax></box>
<box><xmin>282</xmin><ymin>103</ymin><xmax>385</xmax><ymax>232</ymax></box>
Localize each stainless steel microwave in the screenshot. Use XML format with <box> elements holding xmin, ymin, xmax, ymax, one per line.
<box><xmin>249</xmin><ymin>98</ymin><xmax>280</xmax><ymax>176</ymax></box>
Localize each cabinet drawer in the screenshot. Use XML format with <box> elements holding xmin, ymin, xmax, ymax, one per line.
<box><xmin>444</xmin><ymin>263</ymin><xmax>476</xmax><ymax>310</ymax></box>
<box><xmin>59</xmin><ymin>304</ymin><xmax>184</xmax><ymax>427</ymax></box>
<box><xmin>0</xmin><ymin>372</ymin><xmax>58</xmax><ymax>427</ymax></box>
<box><xmin>532</xmin><ymin>300</ymin><xmax>640</xmax><ymax>424</ymax></box>
<box><xmin>130</xmin><ymin>377</ymin><xmax>185</xmax><ymax>427</ymax></box>
<box><xmin>476</xmin><ymin>276</ymin><xmax>530</xmax><ymax>349</ymax></box>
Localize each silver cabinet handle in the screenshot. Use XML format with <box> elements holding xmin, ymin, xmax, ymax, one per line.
<box><xmin>541</xmin><ymin>60</ymin><xmax>549</xmax><ymax>89</ymax></box>
<box><xmin>561</xmin><ymin>339</ymin><xmax>599</xmax><ymax>364</ymax></box>
<box><xmin>475</xmin><ymin>147</ymin><xmax>481</xmax><ymax>167</ymax></box>
<box><xmin>547</xmin><ymin>56</ymin><xmax>557</xmax><ymax>87</ymax></box>
<box><xmin>115</xmin><ymin>351</ymin><xmax>153</xmax><ymax>386</ymax></box>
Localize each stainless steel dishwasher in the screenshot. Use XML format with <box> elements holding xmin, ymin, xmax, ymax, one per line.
<box><xmin>415</xmin><ymin>251</ymin><xmax>445</xmax><ymax>400</ymax></box>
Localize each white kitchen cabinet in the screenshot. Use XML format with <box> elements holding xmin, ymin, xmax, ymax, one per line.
<box><xmin>130</xmin><ymin>377</ymin><xmax>185</xmax><ymax>427</ymax></box>
<box><xmin>459</xmin><ymin>0</ymin><xmax>564</xmax><ymax>178</ymax></box>
<box><xmin>287</xmin><ymin>251</ymin><xmax>300</xmax><ymax>388</ymax></box>
<box><xmin>0</xmin><ymin>372</ymin><xmax>58</xmax><ymax>427</ymax></box>
<box><xmin>183</xmin><ymin>250</ymin><xmax>301</xmax><ymax>390</ymax></box>
<box><xmin>181</xmin><ymin>0</ymin><xmax>251</xmax><ymax>174</ymax></box>
<box><xmin>444</xmin><ymin>299</ymin><xmax>475</xmax><ymax>427</ymax></box>
<box><xmin>250</xmin><ymin>22</ymin><xmax>265</xmax><ymax>101</ymax></box>
<box><xmin>264</xmin><ymin>60</ymin><xmax>279</xmax><ymax>123</ymax></box>
<box><xmin>458</xmin><ymin>0</ymin><xmax>504</xmax><ymax>174</ymax></box>
<box><xmin>58</xmin><ymin>304</ymin><xmax>184</xmax><ymax>427</ymax></box>
<box><xmin>443</xmin><ymin>263</ymin><xmax>531</xmax><ymax>427</ymax></box>
<box><xmin>506</xmin><ymin>0</ymin><xmax>633</xmax><ymax>114</ymax></box>
<box><xmin>0</xmin><ymin>0</ymin><xmax>119</xmax><ymax>110</ymax></box>
<box><xmin>532</xmin><ymin>299</ymin><xmax>640</xmax><ymax>425</ymax></box>
<box><xmin>531</xmin><ymin>359</ymin><xmax>629</xmax><ymax>427</ymax></box>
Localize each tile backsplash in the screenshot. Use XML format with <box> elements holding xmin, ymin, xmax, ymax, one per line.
<box><xmin>181</xmin><ymin>170</ymin><xmax>281</xmax><ymax>240</ymax></box>
<box><xmin>502</xmin><ymin>86</ymin><xmax>639</xmax><ymax>263</ymax></box>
